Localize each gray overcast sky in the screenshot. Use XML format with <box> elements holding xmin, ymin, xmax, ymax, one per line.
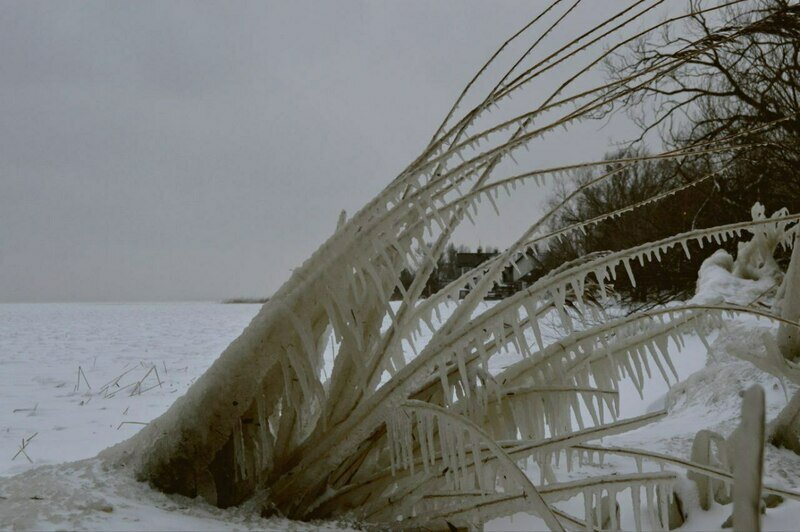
<box><xmin>0</xmin><ymin>0</ymin><xmax>652</xmax><ymax>302</ymax></box>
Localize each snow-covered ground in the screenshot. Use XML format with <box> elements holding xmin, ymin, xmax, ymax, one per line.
<box><xmin>0</xmin><ymin>303</ymin><xmax>262</xmax><ymax>477</ymax></box>
<box><xmin>1</xmin><ymin>301</ymin><xmax>800</xmax><ymax>530</ymax></box>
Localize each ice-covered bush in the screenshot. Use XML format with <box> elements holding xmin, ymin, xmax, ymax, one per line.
<box><xmin>100</xmin><ymin>2</ymin><xmax>800</xmax><ymax>529</ymax></box>
<box><xmin>692</xmin><ymin>203</ymin><xmax>791</xmax><ymax>307</ymax></box>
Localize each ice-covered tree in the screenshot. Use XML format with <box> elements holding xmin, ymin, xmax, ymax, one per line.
<box><xmin>102</xmin><ymin>1</ymin><xmax>800</xmax><ymax>529</ymax></box>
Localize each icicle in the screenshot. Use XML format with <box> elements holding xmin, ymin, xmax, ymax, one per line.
<box><xmin>623</xmin><ymin>258</ymin><xmax>637</xmax><ymax>288</ymax></box>
<box><xmin>646</xmin><ymin>483</ymin><xmax>658</xmax><ymax>530</ymax></box>
<box><xmin>425</xmin><ymin>412</ymin><xmax>436</xmax><ymax>467</ymax></box>
<box><xmin>607</xmin><ymin>263</ymin><xmax>617</xmax><ymax>281</ymax></box>
<box><xmin>632</xmin><ymin>485</ymin><xmax>643</xmax><ymax>532</ymax></box>
<box><xmin>655</xmin><ymin>335</ymin><xmax>678</xmax><ymax>381</ymax></box>
<box><xmin>436</xmin><ymin>415</ymin><xmax>451</xmax><ymax>484</ymax></box>
<box><xmin>620</xmin><ymin>351</ymin><xmax>643</xmax><ymax>398</ymax></box>
<box><xmin>572</xmin><ymin>394</ymin><xmax>586</xmax><ymax>430</ymax></box>
<box><xmin>631</xmin><ymin>348</ymin><xmax>645</xmax><ymax>388</ymax></box>
<box><xmin>609</xmin><ymin>489</ymin><xmax>619</xmax><ymax>531</ymax></box>
<box><xmin>421</xmin><ymin>313</ymin><xmax>436</xmax><ymax>335</ymax></box>
<box><xmin>439</xmin><ymin>356</ymin><xmax>452</xmax><ymax>407</ymax></box>
<box><xmin>397</xmin><ymin>410</ymin><xmax>413</xmax><ymax>474</ymax></box>
<box><xmin>464</xmin><ymin>205</ymin><xmax>476</xmax><ymax>225</ymax></box>
<box><xmin>512</xmin><ymin>319</ymin><xmax>531</xmax><ymax>358</ymax></box>
<box><xmin>455</xmin><ymin>427</ymin><xmax>468</xmax><ymax>489</ymax></box>
<box><xmin>512</xmin><ymin>258</ymin><xmax>523</xmax><ymax>276</ymax></box>
<box><xmin>470</xmin><ymin>431</ymin><xmax>485</xmax><ymax>493</ymax></box>
<box><xmin>386</xmin><ymin>415</ymin><xmax>397</xmax><ymax>476</ymax></box>
<box><xmin>447</xmin><ymin>423</ymin><xmax>460</xmax><ymax>489</ymax></box>
<box><xmin>584</xmin><ymin>489</ymin><xmax>595</xmax><ymax>530</ymax></box>
<box><xmin>475</xmin><ymin>340</ymin><xmax>490</xmax><ymax>373</ymax></box>
<box><xmin>492</xmin><ymin>321</ymin><xmax>505</xmax><ymax>355</ymax></box>
<box><xmin>540</xmin><ymin>460</ymin><xmax>557</xmax><ymax>485</ymax></box>
<box><xmin>570</xmin><ymin>276</ymin><xmax>586</xmax><ymax>313</ymax></box>
<box><xmin>416</xmin><ymin>413</ymin><xmax>430</xmax><ymax>474</ymax></box>
<box><xmin>593</xmin><ymin>488</ymin><xmax>605</xmax><ymax>528</ymax></box>
<box><xmin>639</xmin><ymin>343</ymin><xmax>654</xmax><ymax>379</ymax></box>
<box><xmin>530</xmin><ymin>311</ymin><xmax>544</xmax><ymax>350</ymax></box>
<box><xmin>648</xmin><ymin>343</ymin><xmax>672</xmax><ymax>384</ymax></box>
<box><xmin>456</xmin><ymin>350</ymin><xmax>470</xmax><ymax>399</ymax></box>
<box><xmin>433</xmin><ymin>302</ymin><xmax>443</xmax><ymax>325</ymax></box>
<box><xmin>595</xmin><ymin>267</ymin><xmax>608</xmax><ymax>300</ymax></box>
<box><xmin>658</xmin><ymin>484</ymin><xmax>669</xmax><ymax>531</ymax></box>
<box><xmin>551</xmin><ymin>286</ymin><xmax>573</xmax><ymax>332</ymax></box>
<box><xmin>697</xmin><ymin>327</ymin><xmax>712</xmax><ymax>354</ymax></box>
<box><xmin>486</xmin><ymin>191</ymin><xmax>501</xmax><ymax>217</ymax></box>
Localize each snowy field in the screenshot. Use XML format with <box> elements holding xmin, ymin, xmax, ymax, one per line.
<box><xmin>0</xmin><ymin>303</ymin><xmax>263</xmax><ymax>477</ymax></box>
<box><xmin>2</xmin><ymin>301</ymin><xmax>800</xmax><ymax>530</ymax></box>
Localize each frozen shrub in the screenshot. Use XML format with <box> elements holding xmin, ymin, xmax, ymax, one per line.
<box><xmin>100</xmin><ymin>2</ymin><xmax>800</xmax><ymax>529</ymax></box>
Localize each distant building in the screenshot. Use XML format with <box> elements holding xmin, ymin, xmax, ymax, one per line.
<box><xmin>394</xmin><ymin>249</ymin><xmax>540</xmax><ymax>301</ymax></box>
<box><xmin>454</xmin><ymin>252</ymin><xmax>498</xmax><ymax>299</ymax></box>
<box><xmin>451</xmin><ymin>251</ymin><xmax>542</xmax><ymax>299</ymax></box>
<box><xmin>455</xmin><ymin>252</ymin><xmax>498</xmax><ymax>274</ymax></box>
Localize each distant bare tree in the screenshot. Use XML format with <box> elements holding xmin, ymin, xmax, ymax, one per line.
<box><xmin>610</xmin><ymin>0</ymin><xmax>800</xmax><ymax>217</ymax></box>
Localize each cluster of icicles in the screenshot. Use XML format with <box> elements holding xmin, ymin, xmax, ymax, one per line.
<box><xmin>384</xmin><ymin>306</ymin><xmax>729</xmax><ymax>470</ymax></box>
<box><xmin>223</xmin><ymin>189</ymin><xmax>799</xmax><ymax>519</ymax></box>
<box><xmin>383</xmin><ymin>402</ymin><xmax>679</xmax><ymax>529</ymax></box>
<box><xmin>157</xmin><ymin>74</ymin><xmax>799</xmax><ymax>515</ymax></box>
<box><xmin>397</xmin><ymin>211</ymin><xmax>800</xmax><ymax>375</ymax></box>
<box><xmin>391</xmin><ymin>222</ymin><xmax>774</xmax><ymax>410</ymax></box>
<box><xmin>246</xmin><ymin>200</ymin><xmax>795</xmax><ymax>475</ymax></box>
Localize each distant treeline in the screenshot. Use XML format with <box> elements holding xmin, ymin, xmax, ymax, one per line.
<box><xmin>531</xmin><ymin>145</ymin><xmax>799</xmax><ymax>304</ymax></box>
<box><xmin>223</xmin><ymin>297</ymin><xmax>270</xmax><ymax>304</ymax></box>
<box><xmin>533</xmin><ymin>1</ymin><xmax>800</xmax><ymax>301</ymax></box>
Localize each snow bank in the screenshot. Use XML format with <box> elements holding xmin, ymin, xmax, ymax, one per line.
<box><xmin>0</xmin><ymin>459</ymin><xmax>355</xmax><ymax>531</ymax></box>
<box><xmin>660</xmin><ymin>320</ymin><xmax>800</xmax><ymax>531</ymax></box>
<box><xmin>691</xmin><ymin>202</ymin><xmax>791</xmax><ymax>307</ymax></box>
<box><xmin>691</xmin><ymin>249</ymin><xmax>778</xmax><ymax>306</ymax></box>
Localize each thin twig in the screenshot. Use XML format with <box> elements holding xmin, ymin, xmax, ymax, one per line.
<box><xmin>12</xmin><ymin>433</ymin><xmax>37</xmax><ymax>463</ymax></box>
